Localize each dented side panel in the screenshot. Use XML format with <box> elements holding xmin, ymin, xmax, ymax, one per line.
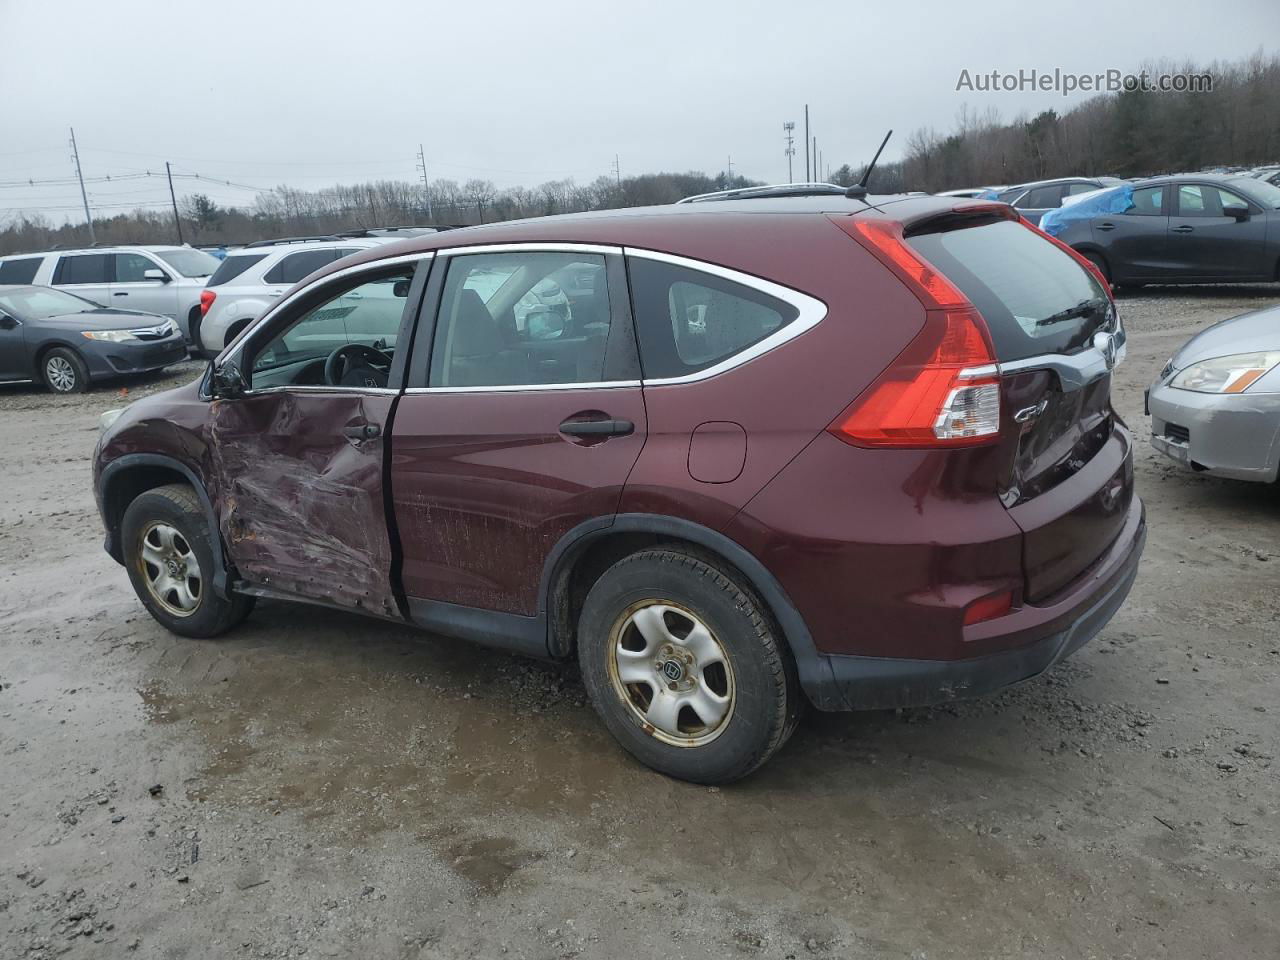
<box><xmin>209</xmin><ymin>391</ymin><xmax>400</xmax><ymax>617</ymax></box>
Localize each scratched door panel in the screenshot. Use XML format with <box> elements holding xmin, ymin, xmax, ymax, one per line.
<box><xmin>210</xmin><ymin>391</ymin><xmax>399</xmax><ymax>617</ymax></box>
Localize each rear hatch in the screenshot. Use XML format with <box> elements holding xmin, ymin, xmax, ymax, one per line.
<box><xmin>905</xmin><ymin>215</ymin><xmax>1131</xmax><ymax>602</ymax></box>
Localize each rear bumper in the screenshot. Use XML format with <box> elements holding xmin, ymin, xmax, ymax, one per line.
<box><xmin>804</xmin><ymin>496</ymin><xmax>1146</xmax><ymax>711</ymax></box>
<box><xmin>1148</xmin><ymin>381</ymin><xmax>1280</xmax><ymax>483</ymax></box>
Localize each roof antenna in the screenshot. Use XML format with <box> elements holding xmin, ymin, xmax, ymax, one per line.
<box><xmin>845</xmin><ymin>129</ymin><xmax>892</xmax><ymax>199</ymax></box>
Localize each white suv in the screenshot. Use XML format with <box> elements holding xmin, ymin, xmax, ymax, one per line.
<box><xmin>0</xmin><ymin>246</ymin><xmax>220</xmax><ymax>346</ymax></box>
<box><xmin>196</xmin><ymin>239</ymin><xmax>387</xmax><ymax>356</ymax></box>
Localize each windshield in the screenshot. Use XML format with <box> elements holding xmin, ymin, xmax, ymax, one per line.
<box><xmin>155</xmin><ymin>249</ymin><xmax>220</xmax><ymax>277</ymax></box>
<box><xmin>0</xmin><ymin>287</ymin><xmax>98</xmax><ymax>320</ymax></box>
<box><xmin>1227</xmin><ymin>177</ymin><xmax>1280</xmax><ymax>210</ymax></box>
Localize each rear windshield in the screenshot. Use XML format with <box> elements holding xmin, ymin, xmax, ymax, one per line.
<box><xmin>208</xmin><ymin>254</ymin><xmax>268</xmax><ymax>287</ymax></box>
<box><xmin>907</xmin><ymin>219</ymin><xmax>1110</xmax><ymax>361</ymax></box>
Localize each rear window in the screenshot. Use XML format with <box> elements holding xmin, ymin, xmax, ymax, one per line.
<box><xmin>907</xmin><ymin>219</ymin><xmax>1110</xmax><ymax>362</ymax></box>
<box><xmin>264</xmin><ymin>249</ymin><xmax>340</xmax><ymax>285</ymax></box>
<box><xmin>54</xmin><ymin>253</ymin><xmax>110</xmax><ymax>285</ymax></box>
<box><xmin>208</xmin><ymin>254</ymin><xmax>268</xmax><ymax>287</ymax></box>
<box><xmin>627</xmin><ymin>257</ymin><xmax>798</xmax><ymax>379</ymax></box>
<box><xmin>0</xmin><ymin>257</ymin><xmax>42</xmax><ymax>284</ymax></box>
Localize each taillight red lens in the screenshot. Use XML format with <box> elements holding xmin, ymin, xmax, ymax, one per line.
<box><xmin>841</xmin><ymin>219</ymin><xmax>969</xmax><ymax>309</ymax></box>
<box><xmin>963</xmin><ymin>589</ymin><xmax>1014</xmax><ymax>626</ymax></box>
<box><xmin>199</xmin><ymin>290</ymin><xmax>216</xmax><ymax>316</ymax></box>
<box><xmin>828</xmin><ymin>307</ymin><xmax>1000</xmax><ymax>447</ymax></box>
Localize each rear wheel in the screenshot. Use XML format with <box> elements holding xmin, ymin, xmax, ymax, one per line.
<box><xmin>577</xmin><ymin>547</ymin><xmax>800</xmax><ymax>783</ymax></box>
<box><xmin>1082</xmin><ymin>251</ymin><xmax>1111</xmax><ymax>284</ymax></box>
<box><xmin>121</xmin><ymin>484</ymin><xmax>253</xmax><ymax>638</ymax></box>
<box><xmin>41</xmin><ymin>347</ymin><xmax>88</xmax><ymax>394</ymax></box>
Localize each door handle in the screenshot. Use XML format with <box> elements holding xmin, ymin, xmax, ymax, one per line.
<box><xmin>1172</xmin><ymin>224</ymin><xmax>1194</xmax><ymax>233</ymax></box>
<box><xmin>113</xmin><ymin>292</ymin><xmax>129</xmax><ymax>296</ymax></box>
<box><xmin>342</xmin><ymin>423</ymin><xmax>381</xmax><ymax>440</ymax></box>
<box><xmin>559</xmin><ymin>418</ymin><xmax>634</xmax><ymax>437</ymax></box>
<box><xmin>1096</xmin><ymin>222</ymin><xmax>1115</xmax><ymax>231</ymax></box>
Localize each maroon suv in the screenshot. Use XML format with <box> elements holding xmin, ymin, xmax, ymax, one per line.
<box><xmin>93</xmin><ymin>194</ymin><xmax>1146</xmax><ymax>782</ymax></box>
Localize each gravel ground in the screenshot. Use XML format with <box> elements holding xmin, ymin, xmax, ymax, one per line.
<box><xmin>2</xmin><ymin>287</ymin><xmax>1278</xmax><ymax>959</ymax></box>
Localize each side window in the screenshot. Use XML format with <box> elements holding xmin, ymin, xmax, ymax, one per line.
<box><xmin>1065</xmin><ymin>182</ymin><xmax>1099</xmax><ymax>196</ymax></box>
<box><xmin>1023</xmin><ymin>184</ymin><xmax>1064</xmax><ymax>208</ymax></box>
<box><xmin>115</xmin><ymin>253</ymin><xmax>164</xmax><ymax>282</ymax></box>
<box><xmin>1215</xmin><ymin>188</ymin><xmax>1250</xmax><ymax>213</ymax></box>
<box><xmin>0</xmin><ymin>257</ymin><xmax>43</xmax><ymax>284</ymax></box>
<box><xmin>263</xmin><ymin>249</ymin><xmax>339</xmax><ymax>285</ymax></box>
<box><xmin>248</xmin><ymin>268</ymin><xmax>414</xmax><ymax>390</ymax></box>
<box><xmin>1127</xmin><ymin>186</ymin><xmax>1165</xmax><ymax>216</ymax></box>
<box><xmin>429</xmin><ymin>252</ymin><xmax>610</xmax><ymax>388</ymax></box>
<box><xmin>54</xmin><ymin>253</ymin><xmax>110</xmax><ymax>285</ymax></box>
<box><xmin>1176</xmin><ymin>184</ymin><xmax>1219</xmax><ymax>217</ymax></box>
<box><xmin>627</xmin><ymin>257</ymin><xmax>798</xmax><ymax>380</ymax></box>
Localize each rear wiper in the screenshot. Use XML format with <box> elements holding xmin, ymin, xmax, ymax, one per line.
<box><xmin>1035</xmin><ymin>297</ymin><xmax>1107</xmax><ymax>327</ymax></box>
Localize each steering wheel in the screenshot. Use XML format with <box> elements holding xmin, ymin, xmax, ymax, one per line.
<box><xmin>324</xmin><ymin>343</ymin><xmax>392</xmax><ymax>388</ymax></box>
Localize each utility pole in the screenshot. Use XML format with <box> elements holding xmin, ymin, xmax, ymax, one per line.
<box><xmin>69</xmin><ymin>127</ymin><xmax>94</xmax><ymax>244</ymax></box>
<box><xmin>164</xmin><ymin>162</ymin><xmax>184</xmax><ymax>245</ymax></box>
<box><xmin>611</xmin><ymin>154</ymin><xmax>621</xmax><ymax>189</ymax></box>
<box><xmin>783</xmin><ymin>121</ymin><xmax>795</xmax><ymax>183</ymax></box>
<box><xmin>416</xmin><ymin>144</ymin><xmax>433</xmax><ymax>221</ymax></box>
<box><xmin>813</xmin><ymin>137</ymin><xmax>818</xmax><ymax>182</ymax></box>
<box><xmin>727</xmin><ymin>155</ymin><xmax>733</xmax><ymax>181</ymax></box>
<box><xmin>804</xmin><ymin>105</ymin><xmax>810</xmax><ymax>182</ymax></box>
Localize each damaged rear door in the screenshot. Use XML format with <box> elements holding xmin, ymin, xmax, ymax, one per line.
<box><xmin>208</xmin><ymin>256</ymin><xmax>430</xmax><ymax>618</ymax></box>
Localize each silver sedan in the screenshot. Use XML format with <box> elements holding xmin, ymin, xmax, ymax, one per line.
<box><xmin>1147</xmin><ymin>304</ymin><xmax>1280</xmax><ymax>482</ymax></box>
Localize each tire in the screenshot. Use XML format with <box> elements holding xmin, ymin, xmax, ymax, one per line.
<box><xmin>224</xmin><ymin>320</ymin><xmax>251</xmax><ymax>350</ymax></box>
<box><xmin>187</xmin><ymin>308</ymin><xmax>206</xmax><ymax>359</ymax></box>
<box><xmin>577</xmin><ymin>547</ymin><xmax>800</xmax><ymax>783</ymax></box>
<box><xmin>120</xmin><ymin>483</ymin><xmax>253</xmax><ymax>638</ymax></box>
<box><xmin>41</xmin><ymin>346</ymin><xmax>89</xmax><ymax>394</ymax></box>
<box><xmin>1082</xmin><ymin>251</ymin><xmax>1111</xmax><ymax>284</ymax></box>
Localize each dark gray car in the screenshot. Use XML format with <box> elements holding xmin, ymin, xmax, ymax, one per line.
<box><xmin>997</xmin><ymin>176</ymin><xmax>1123</xmax><ymax>225</ymax></box>
<box><xmin>0</xmin><ymin>285</ymin><xmax>188</xmax><ymax>393</ymax></box>
<box><xmin>1050</xmin><ymin>174</ymin><xmax>1280</xmax><ymax>287</ymax></box>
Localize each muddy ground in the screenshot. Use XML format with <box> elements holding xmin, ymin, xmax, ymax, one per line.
<box><xmin>2</xmin><ymin>287</ymin><xmax>1278</xmax><ymax>960</ymax></box>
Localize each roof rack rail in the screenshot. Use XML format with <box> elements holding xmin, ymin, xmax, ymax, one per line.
<box><xmin>244</xmin><ymin>235</ymin><xmax>343</xmax><ymax>248</ymax></box>
<box><xmin>676</xmin><ymin>182</ymin><xmax>849</xmax><ymax>204</ymax></box>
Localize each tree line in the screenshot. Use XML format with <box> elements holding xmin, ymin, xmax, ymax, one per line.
<box><xmin>2</xmin><ymin>50</ymin><xmax>1277</xmax><ymax>255</ymax></box>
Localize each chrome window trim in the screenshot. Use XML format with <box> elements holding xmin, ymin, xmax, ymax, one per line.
<box><xmin>222</xmin><ymin>251</ymin><xmax>432</xmax><ymax>368</ymax></box>
<box><xmin>241</xmin><ymin>385</ymin><xmax>401</xmax><ymax>398</ymax></box>
<box><xmin>436</xmin><ymin>242</ymin><xmax>621</xmax><ymax>258</ymax></box>
<box><xmin>623</xmin><ymin>247</ymin><xmax>828</xmax><ymax>386</ymax></box>
<box><xmin>404</xmin><ymin>380</ymin><xmax>641</xmax><ymax>395</ymax></box>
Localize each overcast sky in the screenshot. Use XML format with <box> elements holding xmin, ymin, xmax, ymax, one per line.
<box><xmin>1</xmin><ymin>0</ymin><xmax>1277</xmax><ymax>225</ymax></box>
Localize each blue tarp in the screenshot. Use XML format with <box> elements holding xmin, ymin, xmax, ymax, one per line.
<box><xmin>1039</xmin><ymin>183</ymin><xmax>1134</xmax><ymax>237</ymax></box>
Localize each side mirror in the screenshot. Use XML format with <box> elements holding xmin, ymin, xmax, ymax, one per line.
<box><xmin>143</xmin><ymin>268</ymin><xmax>171</xmax><ymax>283</ymax></box>
<box><xmin>0</xmin><ymin>313</ymin><xmax>18</xmax><ymax>330</ymax></box>
<box><xmin>1224</xmin><ymin>204</ymin><xmax>1250</xmax><ymax>221</ymax></box>
<box><xmin>392</xmin><ymin>279</ymin><xmax>411</xmax><ymax>298</ymax></box>
<box><xmin>210</xmin><ymin>359</ymin><xmax>248</xmax><ymax>398</ymax></box>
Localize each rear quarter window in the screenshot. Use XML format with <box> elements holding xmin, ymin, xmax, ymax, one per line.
<box><xmin>907</xmin><ymin>219</ymin><xmax>1111</xmax><ymax>362</ymax></box>
<box><xmin>264</xmin><ymin>250</ymin><xmax>340</xmax><ymax>285</ymax></box>
<box><xmin>0</xmin><ymin>257</ymin><xmax>43</xmax><ymax>284</ymax></box>
<box><xmin>627</xmin><ymin>258</ymin><xmax>798</xmax><ymax>379</ymax></box>
<box><xmin>208</xmin><ymin>254</ymin><xmax>268</xmax><ymax>287</ymax></box>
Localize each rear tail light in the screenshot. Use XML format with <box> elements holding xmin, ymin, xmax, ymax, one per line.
<box><xmin>829</xmin><ymin>219</ymin><xmax>1001</xmax><ymax>448</ymax></box>
<box><xmin>199</xmin><ymin>290</ymin><xmax>216</xmax><ymax>317</ymax></box>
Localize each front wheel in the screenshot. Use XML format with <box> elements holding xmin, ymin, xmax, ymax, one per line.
<box><xmin>577</xmin><ymin>548</ymin><xmax>800</xmax><ymax>783</ymax></box>
<box><xmin>121</xmin><ymin>484</ymin><xmax>253</xmax><ymax>638</ymax></box>
<box><xmin>41</xmin><ymin>347</ymin><xmax>88</xmax><ymax>394</ymax></box>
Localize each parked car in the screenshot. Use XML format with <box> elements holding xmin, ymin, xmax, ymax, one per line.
<box><xmin>1040</xmin><ymin>174</ymin><xmax>1280</xmax><ymax>287</ymax></box>
<box><xmin>1249</xmin><ymin>166</ymin><xmax>1280</xmax><ymax>188</ymax></box>
<box><xmin>0</xmin><ymin>285</ymin><xmax>186</xmax><ymax>393</ymax></box>
<box><xmin>196</xmin><ymin>238</ymin><xmax>387</xmax><ymax>355</ymax></box>
<box><xmin>0</xmin><ymin>246</ymin><xmax>219</xmax><ymax>347</ymax></box>
<box><xmin>937</xmin><ymin>186</ymin><xmax>1006</xmax><ymax>199</ymax></box>
<box><xmin>995</xmin><ymin>177</ymin><xmax>1124</xmax><ymax>225</ymax></box>
<box><xmin>94</xmin><ymin>194</ymin><xmax>1145</xmax><ymax>782</ymax></box>
<box><xmin>1147</xmin><ymin>303</ymin><xmax>1280</xmax><ymax>482</ymax></box>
